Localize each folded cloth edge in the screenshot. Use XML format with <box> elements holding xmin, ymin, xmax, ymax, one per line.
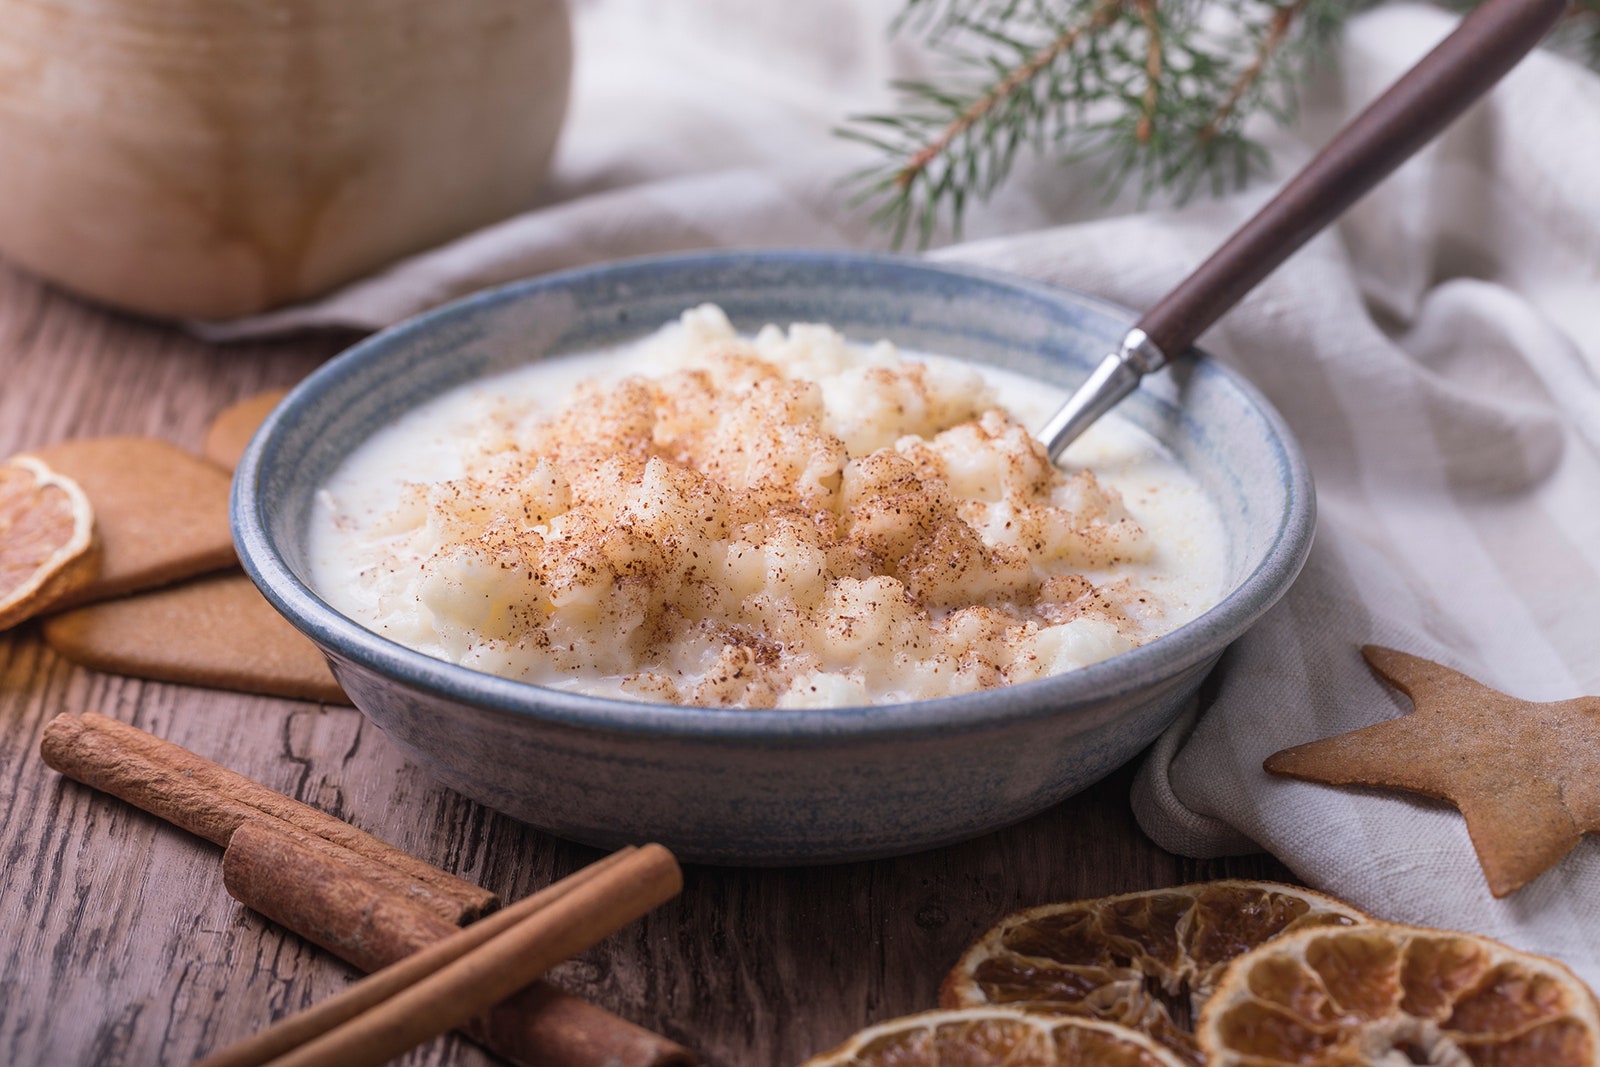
<box><xmin>1130</xmin><ymin>699</ymin><xmax>1265</xmax><ymax>859</ymax></box>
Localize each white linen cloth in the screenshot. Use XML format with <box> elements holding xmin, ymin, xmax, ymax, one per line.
<box><xmin>207</xmin><ymin>0</ymin><xmax>1600</xmax><ymax>990</ymax></box>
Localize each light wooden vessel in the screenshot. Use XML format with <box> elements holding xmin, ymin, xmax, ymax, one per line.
<box><xmin>0</xmin><ymin>0</ymin><xmax>571</xmax><ymax>318</ymax></box>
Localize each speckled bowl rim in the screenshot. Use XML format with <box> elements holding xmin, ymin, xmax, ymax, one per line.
<box><xmin>234</xmin><ymin>250</ymin><xmax>1314</xmax><ymax>746</ymax></box>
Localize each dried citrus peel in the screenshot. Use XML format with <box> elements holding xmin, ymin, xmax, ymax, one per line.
<box><xmin>939</xmin><ymin>880</ymin><xmax>1367</xmax><ymax>1065</ymax></box>
<box><xmin>0</xmin><ymin>456</ymin><xmax>96</xmax><ymax>630</ymax></box>
<box><xmin>1196</xmin><ymin>921</ymin><xmax>1600</xmax><ymax>1066</ymax></box>
<box><xmin>797</xmin><ymin>1007</ymin><xmax>1189</xmax><ymax>1067</ymax></box>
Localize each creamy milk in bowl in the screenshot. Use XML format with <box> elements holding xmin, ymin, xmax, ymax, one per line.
<box><xmin>233</xmin><ymin>251</ymin><xmax>1313</xmax><ymax>863</ymax></box>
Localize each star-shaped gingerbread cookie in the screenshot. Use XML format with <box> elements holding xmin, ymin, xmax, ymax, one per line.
<box><xmin>1265</xmin><ymin>645</ymin><xmax>1600</xmax><ymax>897</ymax></box>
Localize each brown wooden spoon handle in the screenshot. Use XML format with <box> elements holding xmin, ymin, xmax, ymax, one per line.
<box><xmin>1134</xmin><ymin>0</ymin><xmax>1568</xmax><ymax>361</ymax></box>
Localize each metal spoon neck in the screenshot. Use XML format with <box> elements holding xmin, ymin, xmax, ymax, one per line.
<box><xmin>1040</xmin><ymin>329</ymin><xmax>1168</xmax><ymax>461</ymax></box>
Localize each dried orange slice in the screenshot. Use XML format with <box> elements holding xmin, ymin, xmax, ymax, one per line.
<box><xmin>0</xmin><ymin>455</ymin><xmax>96</xmax><ymax>630</ymax></box>
<box><xmin>797</xmin><ymin>1007</ymin><xmax>1188</xmax><ymax>1067</ymax></box>
<box><xmin>940</xmin><ymin>880</ymin><xmax>1367</xmax><ymax>1065</ymax></box>
<box><xmin>1196</xmin><ymin>921</ymin><xmax>1600</xmax><ymax>1065</ymax></box>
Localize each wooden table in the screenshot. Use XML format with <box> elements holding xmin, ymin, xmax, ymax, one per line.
<box><xmin>0</xmin><ymin>257</ymin><xmax>1292</xmax><ymax>1066</ymax></box>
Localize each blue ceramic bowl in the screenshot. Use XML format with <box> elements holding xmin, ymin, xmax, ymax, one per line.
<box><xmin>233</xmin><ymin>251</ymin><xmax>1313</xmax><ymax>865</ymax></box>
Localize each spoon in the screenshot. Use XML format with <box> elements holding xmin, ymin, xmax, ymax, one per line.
<box><xmin>1039</xmin><ymin>0</ymin><xmax>1569</xmax><ymax>458</ymax></box>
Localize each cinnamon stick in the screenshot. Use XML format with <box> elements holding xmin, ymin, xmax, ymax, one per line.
<box><xmin>237</xmin><ymin>840</ymin><xmax>683</xmax><ymax>1067</ymax></box>
<box><xmin>215</xmin><ymin>823</ymin><xmax>693</xmax><ymax>1067</ymax></box>
<box><xmin>223</xmin><ymin>818</ymin><xmax>467</xmax><ymax>975</ymax></box>
<box><xmin>39</xmin><ymin>712</ymin><xmax>497</xmax><ymax>924</ymax></box>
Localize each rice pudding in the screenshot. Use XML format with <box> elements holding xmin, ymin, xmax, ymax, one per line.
<box><xmin>308</xmin><ymin>305</ymin><xmax>1226</xmax><ymax>708</ymax></box>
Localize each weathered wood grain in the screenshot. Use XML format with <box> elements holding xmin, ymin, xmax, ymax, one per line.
<box><xmin>0</xmin><ymin>257</ymin><xmax>1292</xmax><ymax>1066</ymax></box>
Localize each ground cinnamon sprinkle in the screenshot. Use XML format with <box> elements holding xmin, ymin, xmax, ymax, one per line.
<box><xmin>314</xmin><ymin>306</ymin><xmax>1219</xmax><ymax>708</ymax></box>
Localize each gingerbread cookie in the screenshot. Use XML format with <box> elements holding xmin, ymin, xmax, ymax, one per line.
<box><xmin>202</xmin><ymin>390</ymin><xmax>288</xmax><ymax>471</ymax></box>
<box><xmin>27</xmin><ymin>437</ymin><xmax>236</xmax><ymax>607</ymax></box>
<box><xmin>42</xmin><ymin>571</ymin><xmax>349</xmax><ymax>704</ymax></box>
<box><xmin>1265</xmin><ymin>645</ymin><xmax>1600</xmax><ymax>897</ymax></box>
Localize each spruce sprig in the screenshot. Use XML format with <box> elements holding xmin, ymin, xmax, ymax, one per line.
<box><xmin>842</xmin><ymin>0</ymin><xmax>1592</xmax><ymax>247</ymax></box>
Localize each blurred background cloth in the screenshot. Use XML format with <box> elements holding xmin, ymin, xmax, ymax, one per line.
<box><xmin>207</xmin><ymin>0</ymin><xmax>1600</xmax><ymax>988</ymax></box>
